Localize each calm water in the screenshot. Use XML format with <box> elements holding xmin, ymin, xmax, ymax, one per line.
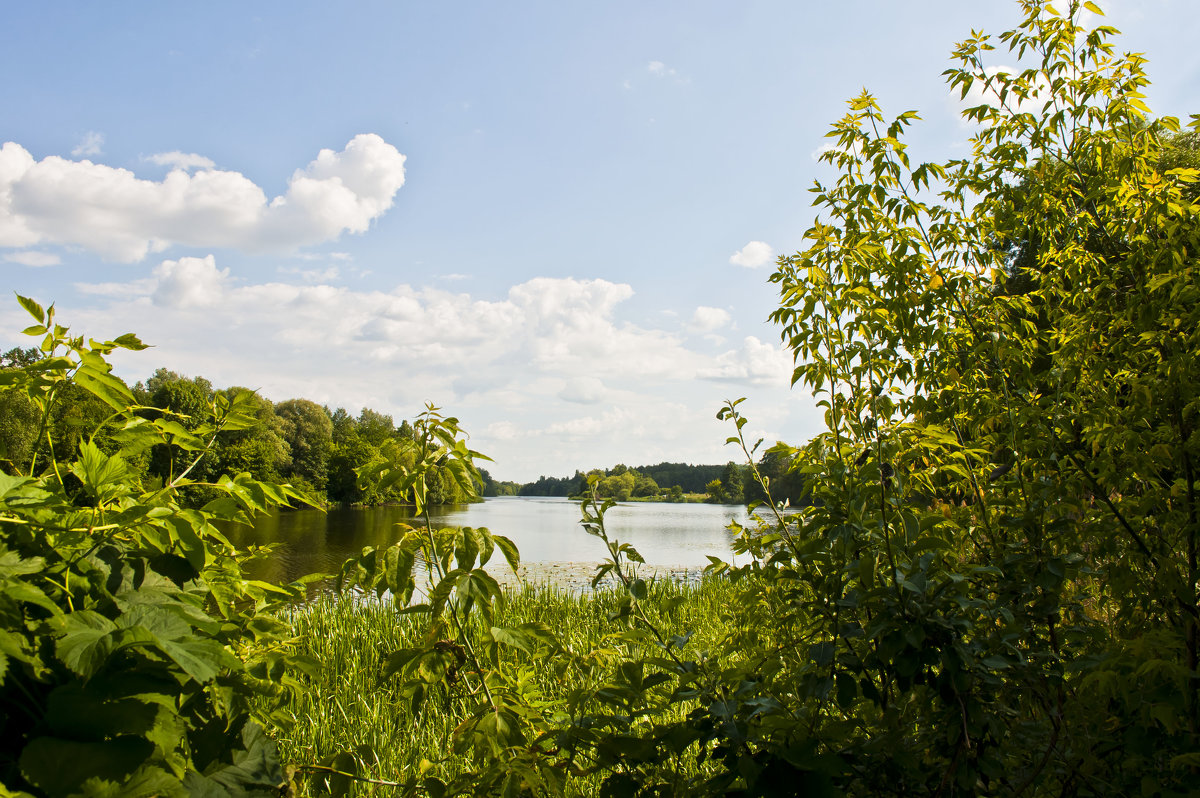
<box><xmin>226</xmin><ymin>497</ymin><xmax>744</xmax><ymax>585</ymax></box>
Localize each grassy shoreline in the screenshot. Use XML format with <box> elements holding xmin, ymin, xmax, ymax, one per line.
<box><xmin>275</xmin><ymin>575</ymin><xmax>743</xmax><ymax>793</ymax></box>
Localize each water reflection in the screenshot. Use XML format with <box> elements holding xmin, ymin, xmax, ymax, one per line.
<box><xmin>225</xmin><ymin>497</ymin><xmax>741</xmax><ymax>586</ymax></box>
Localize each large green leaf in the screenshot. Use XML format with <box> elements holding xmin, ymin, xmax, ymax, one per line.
<box><xmin>55</xmin><ymin>611</ymin><xmax>118</xmax><ymax>678</ymax></box>
<box><xmin>181</xmin><ymin>722</ymin><xmax>288</xmax><ymax>798</ymax></box>
<box><xmin>19</xmin><ymin>735</ymin><xmax>157</xmax><ymax>797</ymax></box>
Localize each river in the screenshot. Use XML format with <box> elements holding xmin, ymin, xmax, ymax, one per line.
<box><xmin>225</xmin><ymin>496</ymin><xmax>747</xmax><ymax>589</ymax></box>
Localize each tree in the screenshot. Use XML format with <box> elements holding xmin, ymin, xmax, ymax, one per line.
<box><xmin>719</xmin><ymin>461</ymin><xmax>744</xmax><ymax>504</ymax></box>
<box><xmin>329</xmin><ymin>405</ymin><xmax>357</xmax><ymax>444</ymax></box>
<box><xmin>745</xmin><ymin>1</ymin><xmax>1200</xmax><ymax>790</ymax></box>
<box><xmin>144</xmin><ymin>369</ymin><xmax>218</xmax><ymax>488</ymax></box>
<box><xmin>215</xmin><ymin>388</ymin><xmax>289</xmax><ymax>482</ymax></box>
<box><xmin>357</xmin><ymin>407</ymin><xmax>395</xmax><ymax>447</ymax></box>
<box><xmin>0</xmin><ymin>349</ymin><xmax>42</xmax><ymax>473</ymax></box>
<box><xmin>704</xmin><ymin>478</ymin><xmax>725</xmax><ymax>503</ymax></box>
<box><xmin>275</xmin><ymin>398</ymin><xmax>334</xmax><ymax>494</ymax></box>
<box><xmin>632</xmin><ymin>473</ymin><xmax>659</xmax><ymax>498</ymax></box>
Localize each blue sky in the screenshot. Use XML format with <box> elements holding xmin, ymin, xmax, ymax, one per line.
<box><xmin>2</xmin><ymin>1</ymin><xmax>1196</xmax><ymax>481</ymax></box>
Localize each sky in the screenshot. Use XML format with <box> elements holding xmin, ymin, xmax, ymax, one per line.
<box><xmin>2</xmin><ymin>1</ymin><xmax>1197</xmax><ymax>482</ymax></box>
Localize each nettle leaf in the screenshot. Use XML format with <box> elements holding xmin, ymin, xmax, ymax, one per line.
<box><xmin>490</xmin><ymin>626</ymin><xmax>534</xmax><ymax>653</ymax></box>
<box><xmin>43</xmin><ymin>684</ymin><xmax>187</xmax><ymax>768</ymax></box>
<box><xmin>157</xmin><ymin>638</ymin><xmax>238</xmax><ymax>684</ymax></box>
<box><xmin>0</xmin><ymin>472</ymin><xmax>36</xmax><ymax>499</ymax></box>
<box><xmin>181</xmin><ymin>722</ymin><xmax>288</xmax><ymax>797</ymax></box>
<box><xmin>55</xmin><ymin>611</ymin><xmax>118</xmax><ymax>678</ymax></box>
<box><xmin>20</xmin><ymin>735</ymin><xmax>159</xmax><ymax>797</ymax></box>
<box><xmin>70</xmin><ymin>441</ymin><xmax>132</xmax><ymax>503</ymax></box>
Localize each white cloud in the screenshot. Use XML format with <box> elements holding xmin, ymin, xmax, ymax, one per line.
<box><xmin>73</xmin><ymin>264</ymin><xmax>700</xmax><ymax>384</ymax></box>
<box><xmin>278</xmin><ymin>264</ymin><xmax>340</xmax><ymax>283</ymax></box>
<box><xmin>646</xmin><ymin>60</ymin><xmax>687</xmax><ymax>83</ymax></box>
<box><xmin>559</xmin><ymin>376</ymin><xmax>606</xmax><ymax>404</ymax></box>
<box><xmin>690</xmin><ymin>306</ymin><xmax>731</xmax><ymax>333</ymax></box>
<box><xmin>71</xmin><ymin>131</ymin><xmax>104</xmax><ymax>157</ymax></box>
<box><xmin>0</xmin><ymin>134</ymin><xmax>406</xmax><ymax>262</ymax></box>
<box><xmin>3</xmin><ymin>250</ymin><xmax>59</xmax><ymax>267</ymax></box>
<box><xmin>698</xmin><ymin>336</ymin><xmax>793</xmax><ymax>387</ymax></box>
<box><xmin>544</xmin><ymin>407</ymin><xmax>636</xmax><ymax>439</ymax></box>
<box><xmin>146</xmin><ymin>151</ymin><xmax>216</xmax><ymax>171</ymax></box>
<box><xmin>46</xmin><ymin>261</ymin><xmax>822</xmax><ymax>481</ymax></box>
<box><xmin>729</xmin><ymin>240</ymin><xmax>775</xmax><ymax>269</ymax></box>
<box><xmin>486</xmin><ymin>421</ymin><xmax>520</xmax><ymax>441</ymax></box>
<box><xmin>151</xmin><ymin>255</ymin><xmax>231</xmax><ymax>308</ymax></box>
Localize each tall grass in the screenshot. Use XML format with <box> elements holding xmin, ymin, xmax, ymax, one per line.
<box><xmin>274</xmin><ymin>575</ymin><xmax>745</xmax><ymax>793</ymax></box>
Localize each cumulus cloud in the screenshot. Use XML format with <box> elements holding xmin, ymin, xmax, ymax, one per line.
<box><xmin>698</xmin><ymin>336</ymin><xmax>793</xmax><ymax>387</ymax></box>
<box><xmin>486</xmin><ymin>421</ymin><xmax>520</xmax><ymax>441</ymax></box>
<box><xmin>146</xmin><ymin>151</ymin><xmax>216</xmax><ymax>171</ymax></box>
<box><xmin>48</xmin><ymin>261</ymin><xmax>824</xmax><ymax>481</ymax></box>
<box><xmin>0</xmin><ymin>134</ymin><xmax>406</xmax><ymax>261</ymax></box>
<box><xmin>689</xmin><ymin>306</ymin><xmax>731</xmax><ymax>333</ymax></box>
<box><xmin>151</xmin><ymin>255</ymin><xmax>231</xmax><ymax>308</ymax></box>
<box><xmin>559</xmin><ymin>376</ymin><xmax>606</xmax><ymax>404</ymax></box>
<box><xmin>544</xmin><ymin>407</ymin><xmax>636</xmax><ymax>439</ymax></box>
<box><xmin>3</xmin><ymin>250</ymin><xmax>59</xmax><ymax>267</ymax></box>
<box><xmin>71</xmin><ymin>131</ymin><xmax>104</xmax><ymax>157</ymax></box>
<box><xmin>729</xmin><ymin>240</ymin><xmax>774</xmax><ymax>269</ymax></box>
<box><xmin>74</xmin><ymin>263</ymin><xmax>698</xmax><ymax>383</ymax></box>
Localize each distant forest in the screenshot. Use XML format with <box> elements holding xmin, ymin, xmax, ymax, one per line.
<box><xmin>1</xmin><ymin>347</ymin><xmax>808</xmax><ymax>508</ymax></box>
<box><xmin>492</xmin><ymin>455</ymin><xmax>809</xmax><ymax>507</ymax></box>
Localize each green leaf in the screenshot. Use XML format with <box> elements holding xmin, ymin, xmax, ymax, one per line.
<box><xmin>113</xmin><ymin>332</ymin><xmax>149</xmax><ymax>351</ymax></box>
<box><xmin>55</xmin><ymin>611</ymin><xmax>118</xmax><ymax>678</ymax></box>
<box><xmin>490</xmin><ymin>626</ymin><xmax>534</xmax><ymax>653</ymax></box>
<box><xmin>74</xmin><ymin>359</ymin><xmax>135</xmax><ymax>412</ymax></box>
<box><xmin>16</xmin><ymin>295</ymin><xmax>45</xmax><ymax>324</ymax></box>
<box><xmin>20</xmin><ymin>735</ymin><xmax>156</xmax><ymax>797</ymax></box>
<box><xmin>492</xmin><ymin>534</ymin><xmax>520</xmax><ymax>573</ymax></box>
<box><xmin>181</xmin><ymin>721</ymin><xmax>288</xmax><ymax>797</ymax></box>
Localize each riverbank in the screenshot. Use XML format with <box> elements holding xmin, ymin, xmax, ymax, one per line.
<box><xmin>276</xmin><ymin>576</ymin><xmax>742</xmax><ymax>793</ymax></box>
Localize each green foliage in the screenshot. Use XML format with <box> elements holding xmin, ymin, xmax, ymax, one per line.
<box><xmin>275</xmin><ymin>399</ymin><xmax>334</xmax><ymax>495</ymax></box>
<box><xmin>304</xmin><ymin>3</ymin><xmax>1199</xmax><ymax>793</ymax></box>
<box><xmin>278</xmin><ymin>577</ymin><xmax>743</xmax><ymax>796</ymax></box>
<box><xmin>6</xmin><ymin>3</ymin><xmax>1198</xmax><ymax>794</ymax></box>
<box><xmin>741</xmin><ymin>0</ymin><xmax>1200</xmax><ymax>791</ymax></box>
<box><xmin>0</xmin><ymin>297</ymin><xmax>319</xmax><ymax>797</ymax></box>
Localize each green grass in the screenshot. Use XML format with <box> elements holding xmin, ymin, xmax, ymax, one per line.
<box><xmin>273</xmin><ymin>574</ymin><xmax>745</xmax><ymax>793</ymax></box>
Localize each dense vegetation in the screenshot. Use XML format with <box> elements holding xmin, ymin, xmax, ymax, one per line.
<box><xmin>0</xmin><ymin>354</ymin><xmax>759</xmax><ymax>507</ymax></box>
<box><xmin>0</xmin><ymin>356</ymin><xmax>478</xmax><ymax>509</ymax></box>
<box><xmin>2</xmin><ymin>2</ymin><xmax>1199</xmax><ymax>795</ymax></box>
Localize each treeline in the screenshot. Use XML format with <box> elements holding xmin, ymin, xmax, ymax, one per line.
<box><xmin>513</xmin><ymin>463</ymin><xmax>726</xmax><ymax>501</ymax></box>
<box><xmin>1</xmin><ymin>347</ymin><xmax>815</xmax><ymax>509</ymax></box>
<box><xmin>0</xmin><ymin>353</ymin><xmax>477</xmax><ymax>507</ymax></box>
<box><xmin>511</xmin><ymin>455</ymin><xmax>810</xmax><ymax>506</ymax></box>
